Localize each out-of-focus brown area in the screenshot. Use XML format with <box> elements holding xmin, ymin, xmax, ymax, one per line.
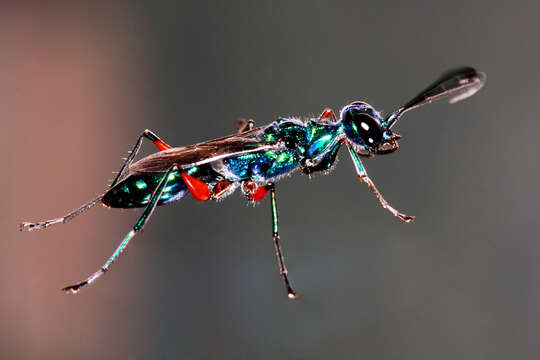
<box><xmin>3</xmin><ymin>1</ymin><xmax>540</xmax><ymax>359</ymax></box>
<box><xmin>0</xmin><ymin>3</ymin><xmax>151</xmax><ymax>358</ymax></box>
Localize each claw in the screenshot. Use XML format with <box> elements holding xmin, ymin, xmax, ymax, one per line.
<box><xmin>400</xmin><ymin>215</ymin><xmax>415</xmax><ymax>223</ymax></box>
<box><xmin>287</xmin><ymin>291</ymin><xmax>298</xmax><ymax>299</ymax></box>
<box><xmin>62</xmin><ymin>282</ymin><xmax>86</xmax><ymax>294</ymax></box>
<box><xmin>20</xmin><ymin>219</ymin><xmax>61</xmax><ymax>232</ymax></box>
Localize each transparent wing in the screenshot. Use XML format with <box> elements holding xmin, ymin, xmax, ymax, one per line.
<box><xmin>129</xmin><ymin>125</ymin><xmax>280</xmax><ymax>173</ymax></box>
<box><xmin>386</xmin><ymin>67</ymin><xmax>486</xmax><ymax>128</ymax></box>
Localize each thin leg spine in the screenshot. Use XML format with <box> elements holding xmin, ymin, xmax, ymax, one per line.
<box><xmin>110</xmin><ymin>132</ymin><xmax>145</xmax><ymax>187</ymax></box>
<box><xmin>20</xmin><ymin>195</ymin><xmax>104</xmax><ymax>232</ymax></box>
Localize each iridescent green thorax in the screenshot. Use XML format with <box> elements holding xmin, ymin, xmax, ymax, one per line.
<box><xmin>223</xmin><ymin>118</ymin><xmax>342</xmax><ymax>181</ymax></box>
<box><xmin>305</xmin><ymin>119</ymin><xmax>342</xmax><ymax>158</ymax></box>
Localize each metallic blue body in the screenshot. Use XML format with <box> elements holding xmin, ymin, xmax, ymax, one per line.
<box><xmin>104</xmin><ymin>116</ymin><xmax>357</xmax><ymax>208</ymax></box>
<box><xmin>223</xmin><ymin>118</ymin><xmax>343</xmax><ymax>180</ymax></box>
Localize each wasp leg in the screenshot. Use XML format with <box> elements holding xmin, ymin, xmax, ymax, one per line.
<box><xmin>242</xmin><ymin>180</ymin><xmax>296</xmax><ymax>297</ymax></box>
<box><xmin>242</xmin><ymin>180</ymin><xmax>270</xmax><ymax>201</ymax></box>
<box><xmin>62</xmin><ymin>165</ymin><xmax>177</xmax><ymax>294</ymax></box>
<box><xmin>210</xmin><ymin>181</ymin><xmax>237</xmax><ymax>200</ymax></box>
<box><xmin>268</xmin><ymin>183</ymin><xmax>297</xmax><ymax>299</ymax></box>
<box><xmin>20</xmin><ymin>195</ymin><xmax>104</xmax><ymax>232</ymax></box>
<box><xmin>20</xmin><ymin>130</ymin><xmax>172</xmax><ymax>232</ymax></box>
<box><xmin>319</xmin><ymin>108</ymin><xmax>338</xmax><ymax>123</ymax></box>
<box><xmin>236</xmin><ymin>118</ymin><xmax>255</xmax><ymax>134</ymax></box>
<box><xmin>346</xmin><ymin>144</ymin><xmax>414</xmax><ymax>223</ymax></box>
<box><xmin>111</xmin><ymin>129</ymin><xmax>172</xmax><ymax>188</ymax></box>
<box><xmin>180</xmin><ymin>173</ymin><xmax>210</xmax><ymax>201</ymax></box>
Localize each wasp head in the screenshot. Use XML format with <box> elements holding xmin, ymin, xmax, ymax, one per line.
<box><xmin>340</xmin><ymin>101</ymin><xmax>400</xmax><ymax>155</ymax></box>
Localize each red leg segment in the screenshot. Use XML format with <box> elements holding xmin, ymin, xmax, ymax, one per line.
<box><xmin>181</xmin><ymin>172</ymin><xmax>210</xmax><ymax>201</ymax></box>
<box><xmin>319</xmin><ymin>108</ymin><xmax>337</xmax><ymax>122</ymax></box>
<box><xmin>243</xmin><ymin>180</ymin><xmax>270</xmax><ymax>201</ymax></box>
<box><xmin>142</xmin><ymin>129</ymin><xmax>172</xmax><ymax>151</ymax></box>
<box><xmin>154</xmin><ymin>139</ymin><xmax>171</xmax><ymax>151</ymax></box>
<box><xmin>211</xmin><ymin>181</ymin><xmax>232</xmax><ymax>199</ymax></box>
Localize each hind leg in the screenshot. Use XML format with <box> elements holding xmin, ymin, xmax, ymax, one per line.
<box><xmin>111</xmin><ymin>129</ymin><xmax>172</xmax><ymax>187</ymax></box>
<box><xmin>20</xmin><ymin>195</ymin><xmax>104</xmax><ymax>232</ymax></box>
<box><xmin>20</xmin><ymin>130</ymin><xmax>172</xmax><ymax>232</ymax></box>
<box><xmin>62</xmin><ymin>165</ymin><xmax>177</xmax><ymax>293</ymax></box>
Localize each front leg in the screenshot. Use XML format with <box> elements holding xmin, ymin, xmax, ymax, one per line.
<box><xmin>301</xmin><ymin>140</ymin><xmax>342</xmax><ymax>175</ymax></box>
<box><xmin>346</xmin><ymin>144</ymin><xmax>415</xmax><ymax>223</ymax></box>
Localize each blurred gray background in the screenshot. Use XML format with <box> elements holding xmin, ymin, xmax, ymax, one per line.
<box><xmin>2</xmin><ymin>1</ymin><xmax>540</xmax><ymax>359</ymax></box>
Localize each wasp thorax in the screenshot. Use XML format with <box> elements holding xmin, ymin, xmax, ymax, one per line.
<box><xmin>341</xmin><ymin>103</ymin><xmax>383</xmax><ymax>149</ymax></box>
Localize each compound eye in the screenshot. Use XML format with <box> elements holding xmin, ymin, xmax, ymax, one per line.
<box><xmin>344</xmin><ymin>107</ymin><xmax>383</xmax><ymax>147</ymax></box>
<box><xmin>357</xmin><ymin>114</ymin><xmax>382</xmax><ymax>145</ymax></box>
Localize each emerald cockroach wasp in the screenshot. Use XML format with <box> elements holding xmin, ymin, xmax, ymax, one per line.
<box><xmin>21</xmin><ymin>67</ymin><xmax>485</xmax><ymax>298</ymax></box>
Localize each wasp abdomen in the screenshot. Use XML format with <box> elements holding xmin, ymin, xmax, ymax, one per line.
<box><xmin>102</xmin><ymin>172</ymin><xmax>188</xmax><ymax>208</ymax></box>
